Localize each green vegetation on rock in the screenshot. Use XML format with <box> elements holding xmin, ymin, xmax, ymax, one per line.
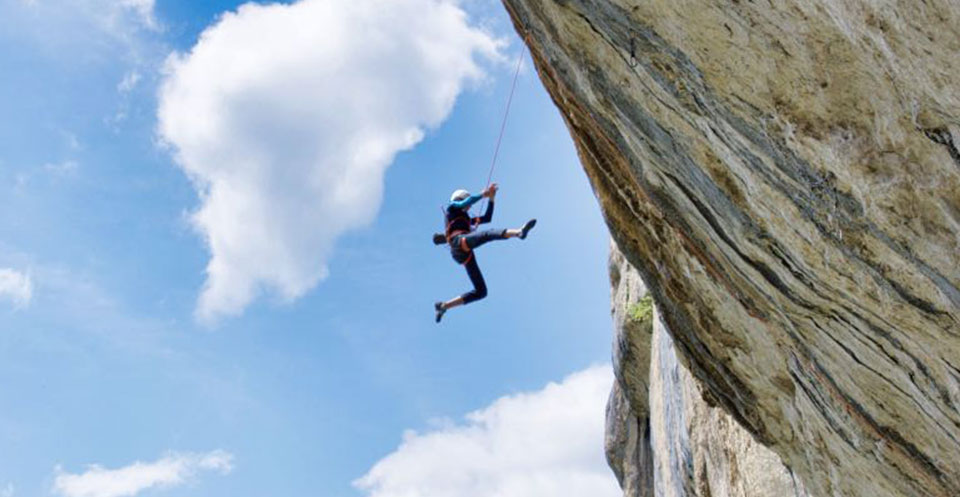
<box><xmin>629</xmin><ymin>295</ymin><xmax>653</xmax><ymax>323</ymax></box>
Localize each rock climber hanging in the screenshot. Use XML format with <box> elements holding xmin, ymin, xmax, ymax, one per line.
<box><xmin>432</xmin><ymin>184</ymin><xmax>536</xmax><ymax>322</ymax></box>
<box><xmin>429</xmin><ymin>38</ymin><xmax>534</xmax><ymax>323</ymax></box>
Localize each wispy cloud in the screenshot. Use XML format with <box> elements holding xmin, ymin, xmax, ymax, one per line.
<box><xmin>117</xmin><ymin>71</ymin><xmax>141</xmax><ymax>94</ymax></box>
<box><xmin>0</xmin><ymin>268</ymin><xmax>33</xmax><ymax>309</ymax></box>
<box><xmin>63</xmin><ymin>131</ymin><xmax>82</xmax><ymax>151</ymax></box>
<box><xmin>110</xmin><ymin>70</ymin><xmax>143</xmax><ymax>126</ymax></box>
<box><xmin>355</xmin><ymin>365</ymin><xmax>620</xmax><ymax>497</ymax></box>
<box><xmin>42</xmin><ymin>159</ymin><xmax>80</xmax><ymax>175</ymax></box>
<box><xmin>53</xmin><ymin>450</ymin><xmax>233</xmax><ymax>497</ymax></box>
<box><xmin>2</xmin><ymin>0</ymin><xmax>165</xmax><ymax>135</ymax></box>
<box><xmin>8</xmin><ymin>0</ymin><xmax>160</xmax><ymax>47</ymax></box>
<box><xmin>157</xmin><ymin>0</ymin><xmax>501</xmax><ymax>324</ymax></box>
<box><xmin>1</xmin><ymin>483</ymin><xmax>13</xmax><ymax>497</ymax></box>
<box><xmin>116</xmin><ymin>0</ymin><xmax>157</xmax><ymax>31</ymax></box>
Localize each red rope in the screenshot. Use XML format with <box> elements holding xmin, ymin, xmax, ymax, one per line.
<box><xmin>482</xmin><ymin>44</ymin><xmax>526</xmax><ymax>197</ymax></box>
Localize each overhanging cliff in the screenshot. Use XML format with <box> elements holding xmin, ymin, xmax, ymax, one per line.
<box><xmin>500</xmin><ymin>1</ymin><xmax>960</xmax><ymax>496</ymax></box>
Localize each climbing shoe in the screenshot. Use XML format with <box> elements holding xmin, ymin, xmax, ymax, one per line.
<box><xmin>519</xmin><ymin>219</ymin><xmax>537</xmax><ymax>240</ymax></box>
<box><xmin>435</xmin><ymin>301</ymin><xmax>446</xmax><ymax>323</ymax></box>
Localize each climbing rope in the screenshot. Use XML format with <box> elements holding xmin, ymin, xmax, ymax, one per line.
<box><xmin>481</xmin><ymin>42</ymin><xmax>527</xmax><ymax>204</ymax></box>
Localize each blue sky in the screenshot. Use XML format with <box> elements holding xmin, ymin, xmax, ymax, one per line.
<box><xmin>0</xmin><ymin>1</ymin><xmax>616</xmax><ymax>496</ymax></box>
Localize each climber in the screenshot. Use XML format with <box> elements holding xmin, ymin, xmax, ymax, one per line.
<box><xmin>432</xmin><ymin>183</ymin><xmax>536</xmax><ymax>323</ymax></box>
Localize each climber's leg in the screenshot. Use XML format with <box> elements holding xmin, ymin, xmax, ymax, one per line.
<box><xmin>435</xmin><ymin>257</ymin><xmax>487</xmax><ymax>323</ymax></box>
<box><xmin>461</xmin><ymin>229</ymin><xmax>508</xmax><ymax>250</ymax></box>
<box><xmin>460</xmin><ymin>256</ymin><xmax>488</xmax><ymax>304</ymax></box>
<box><xmin>504</xmin><ymin>219</ymin><xmax>537</xmax><ymax>239</ymax></box>
<box><xmin>435</xmin><ymin>296</ymin><xmax>461</xmax><ymax>323</ymax></box>
<box><xmin>465</xmin><ymin>220</ymin><xmax>536</xmax><ymax>244</ymax></box>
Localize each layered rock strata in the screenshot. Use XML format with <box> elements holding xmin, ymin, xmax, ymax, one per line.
<box><xmin>502</xmin><ymin>1</ymin><xmax>960</xmax><ymax>496</ymax></box>
<box><xmin>607</xmin><ymin>242</ymin><xmax>807</xmax><ymax>497</ymax></box>
<box><xmin>650</xmin><ymin>301</ymin><xmax>809</xmax><ymax>497</ymax></box>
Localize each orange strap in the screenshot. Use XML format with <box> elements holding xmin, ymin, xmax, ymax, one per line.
<box><xmin>446</xmin><ymin>229</ymin><xmax>467</xmax><ymax>245</ymax></box>
<box><xmin>444</xmin><ymin>232</ymin><xmax>473</xmax><ymax>265</ymax></box>
<box><xmin>458</xmin><ymin>236</ymin><xmax>474</xmax><ymax>265</ymax></box>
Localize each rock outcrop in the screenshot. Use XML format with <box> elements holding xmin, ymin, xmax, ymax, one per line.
<box><xmin>649</xmin><ymin>304</ymin><xmax>809</xmax><ymax>497</ymax></box>
<box><xmin>502</xmin><ymin>1</ymin><xmax>960</xmax><ymax>496</ymax></box>
<box><xmin>607</xmin><ymin>241</ymin><xmax>808</xmax><ymax>497</ymax></box>
<box><xmin>606</xmin><ymin>244</ymin><xmax>655</xmax><ymax>496</ymax></box>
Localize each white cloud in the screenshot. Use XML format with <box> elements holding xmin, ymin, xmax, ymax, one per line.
<box><xmin>0</xmin><ymin>268</ymin><xmax>33</xmax><ymax>308</ymax></box>
<box><xmin>157</xmin><ymin>0</ymin><xmax>500</xmax><ymax>323</ymax></box>
<box><xmin>53</xmin><ymin>450</ymin><xmax>233</xmax><ymax>497</ymax></box>
<box><xmin>1</xmin><ymin>483</ymin><xmax>13</xmax><ymax>497</ymax></box>
<box><xmin>355</xmin><ymin>365</ymin><xmax>620</xmax><ymax>497</ymax></box>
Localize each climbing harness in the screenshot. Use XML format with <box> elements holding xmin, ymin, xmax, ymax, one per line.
<box><xmin>443</xmin><ymin>209</ymin><xmax>482</xmax><ymax>265</ymax></box>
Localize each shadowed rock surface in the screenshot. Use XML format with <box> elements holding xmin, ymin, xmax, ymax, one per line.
<box><xmin>650</xmin><ymin>297</ymin><xmax>810</xmax><ymax>497</ymax></box>
<box><xmin>606</xmin><ymin>243</ymin><xmax>654</xmax><ymax>496</ymax></box>
<box><xmin>608</xmin><ymin>241</ymin><xmax>808</xmax><ymax>497</ymax></box>
<box><xmin>502</xmin><ymin>1</ymin><xmax>960</xmax><ymax>496</ymax></box>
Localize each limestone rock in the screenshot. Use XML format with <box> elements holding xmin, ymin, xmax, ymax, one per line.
<box><xmin>606</xmin><ymin>242</ymin><xmax>655</xmax><ymax>496</ymax></box>
<box><xmin>650</xmin><ymin>303</ymin><xmax>809</xmax><ymax>497</ymax></box>
<box><xmin>503</xmin><ymin>1</ymin><xmax>960</xmax><ymax>496</ymax></box>
<box><xmin>608</xmin><ymin>241</ymin><xmax>806</xmax><ymax>497</ymax></box>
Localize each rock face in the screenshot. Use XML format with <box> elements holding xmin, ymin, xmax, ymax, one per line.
<box><xmin>650</xmin><ymin>298</ymin><xmax>810</xmax><ymax>497</ymax></box>
<box><xmin>501</xmin><ymin>1</ymin><xmax>960</xmax><ymax>496</ymax></box>
<box><xmin>607</xmin><ymin>241</ymin><xmax>808</xmax><ymax>497</ymax></box>
<box><xmin>606</xmin><ymin>243</ymin><xmax>655</xmax><ymax>496</ymax></box>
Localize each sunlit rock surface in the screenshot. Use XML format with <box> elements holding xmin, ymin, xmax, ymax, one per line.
<box><xmin>503</xmin><ymin>1</ymin><xmax>960</xmax><ymax>496</ymax></box>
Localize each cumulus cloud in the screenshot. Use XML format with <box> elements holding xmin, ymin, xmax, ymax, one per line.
<box><xmin>53</xmin><ymin>450</ymin><xmax>233</xmax><ymax>497</ymax></box>
<box><xmin>0</xmin><ymin>268</ymin><xmax>33</xmax><ymax>308</ymax></box>
<box><xmin>355</xmin><ymin>365</ymin><xmax>620</xmax><ymax>497</ymax></box>
<box><xmin>157</xmin><ymin>0</ymin><xmax>500</xmax><ymax>323</ymax></box>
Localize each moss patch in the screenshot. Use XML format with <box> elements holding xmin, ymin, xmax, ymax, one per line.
<box><xmin>628</xmin><ymin>294</ymin><xmax>654</xmax><ymax>322</ymax></box>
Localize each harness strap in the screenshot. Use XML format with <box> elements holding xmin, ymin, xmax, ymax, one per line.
<box><xmin>458</xmin><ymin>234</ymin><xmax>475</xmax><ymax>265</ymax></box>
<box><xmin>444</xmin><ymin>232</ymin><xmax>473</xmax><ymax>266</ymax></box>
<box><xmin>445</xmin><ymin>212</ymin><xmax>472</xmax><ymax>244</ymax></box>
<box><xmin>446</xmin><ymin>229</ymin><xmax>468</xmax><ymax>244</ymax></box>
